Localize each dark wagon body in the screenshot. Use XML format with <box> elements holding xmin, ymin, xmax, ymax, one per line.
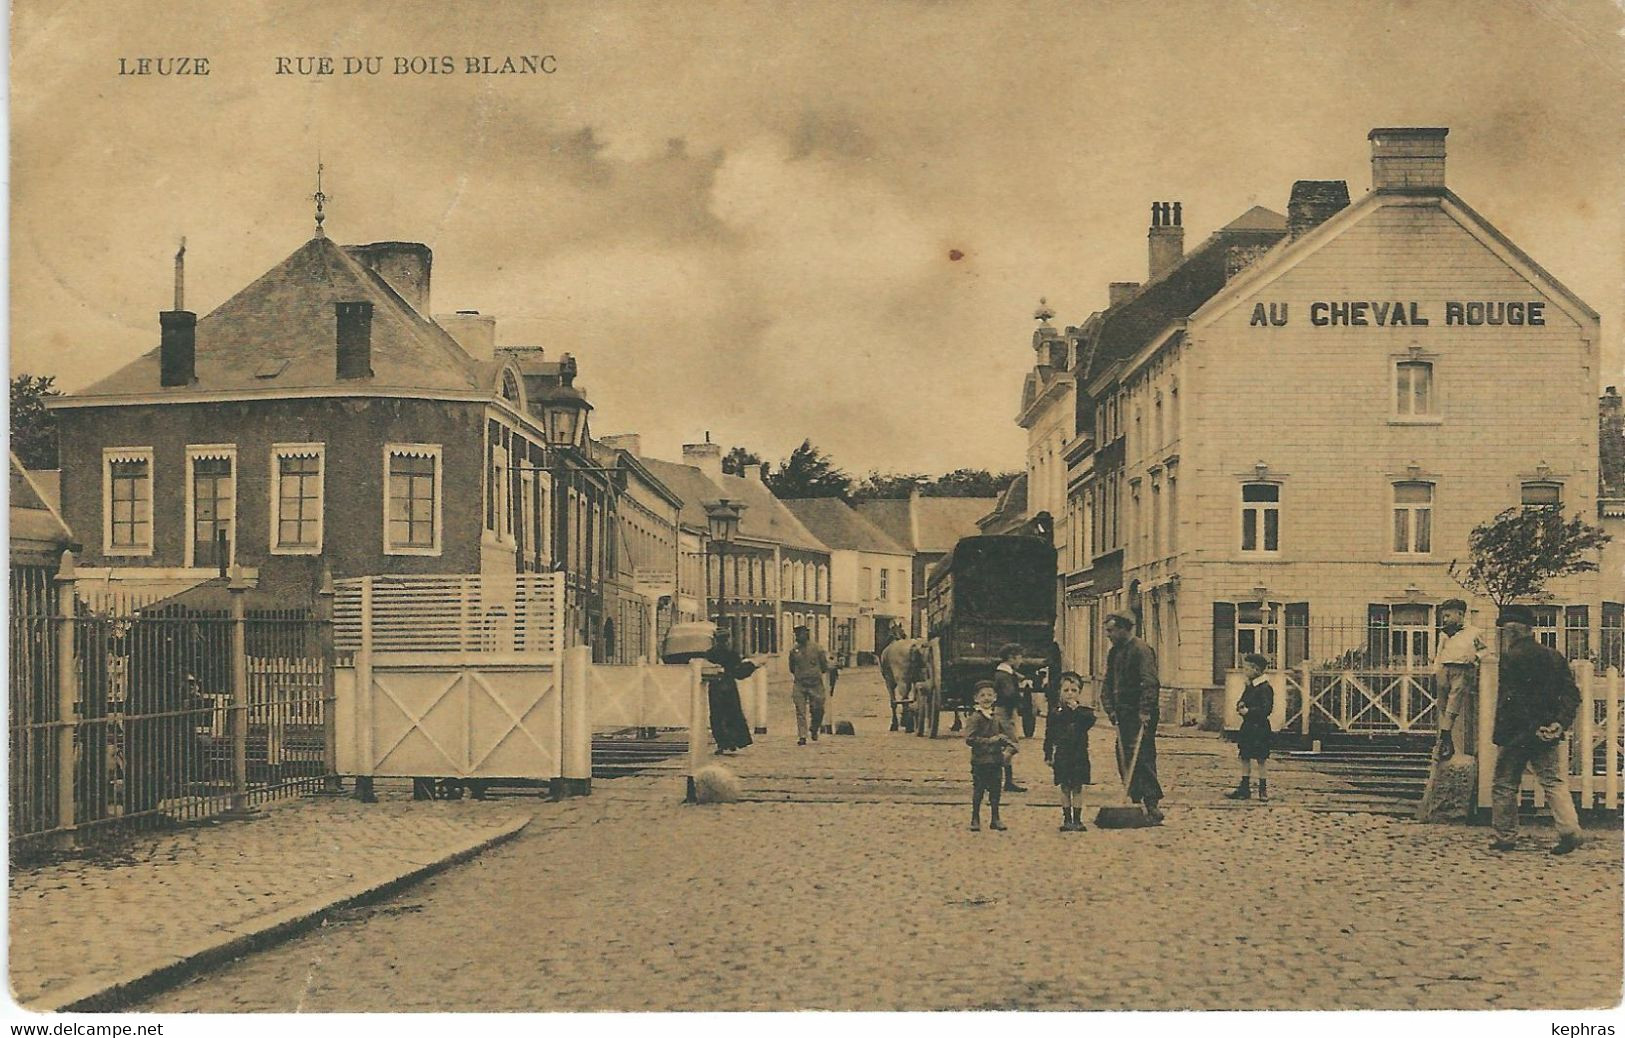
<box><xmin>917</xmin><ymin>528</ymin><xmax>1057</xmax><ymax>736</ymax></box>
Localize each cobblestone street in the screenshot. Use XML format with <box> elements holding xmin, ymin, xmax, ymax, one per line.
<box><xmin>134</xmin><ymin>667</ymin><xmax>1621</xmax><ymax>1013</ymax></box>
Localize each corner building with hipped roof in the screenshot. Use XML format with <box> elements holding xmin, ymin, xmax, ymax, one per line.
<box><xmin>1072</xmin><ymin>128</ymin><xmax>1607</xmax><ymax>725</ymax></box>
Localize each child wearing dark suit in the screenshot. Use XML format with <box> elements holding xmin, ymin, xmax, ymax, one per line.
<box><xmin>1226</xmin><ymin>652</ymin><xmax>1275</xmax><ymax>802</ymax></box>
<box><xmin>966</xmin><ymin>680</ymin><xmax>1017</xmax><ymax>831</ymax></box>
<box><xmin>1043</xmin><ymin>671</ymin><xmax>1096</xmax><ymax>831</ymax></box>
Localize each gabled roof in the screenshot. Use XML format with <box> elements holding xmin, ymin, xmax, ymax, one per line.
<box><xmin>1087</xmin><ymin>211</ymin><xmax>1288</xmax><ymax>380</ymax></box>
<box><xmin>977</xmin><ymin>473</ymin><xmax>1029</xmax><ymax>532</ymax></box>
<box><xmin>853</xmin><ymin>495</ymin><xmax>999</xmax><ymax>554</ymax></box>
<box><xmin>640</xmin><ymin>458</ymin><xmax>727</xmax><ymax>533</ymax></box>
<box><xmin>782</xmin><ymin>498</ymin><xmax>909</xmax><ymax>556</ymax></box>
<box><xmin>74</xmin><ymin>236</ymin><xmax>484</xmax><ymax>398</ymax></box>
<box><xmin>713</xmin><ymin>473</ymin><xmax>828</xmax><ymax>553</ymax></box>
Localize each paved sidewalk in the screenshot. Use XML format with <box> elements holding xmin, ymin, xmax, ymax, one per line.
<box><xmin>8</xmin><ymin>788</ymin><xmax>535</xmax><ymax>1012</ymax></box>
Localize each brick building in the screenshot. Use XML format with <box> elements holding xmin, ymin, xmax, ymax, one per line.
<box><xmin>1067</xmin><ymin>127</ymin><xmax>1607</xmax><ymax>717</ymax></box>
<box><xmin>48</xmin><ymin>225</ymin><xmax>644</xmax><ymax>657</ymax></box>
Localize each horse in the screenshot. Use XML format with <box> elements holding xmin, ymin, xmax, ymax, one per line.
<box><xmin>879</xmin><ymin>637</ymin><xmax>930</xmax><ymax>732</ymax></box>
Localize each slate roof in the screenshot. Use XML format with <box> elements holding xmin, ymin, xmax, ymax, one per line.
<box><xmin>781</xmin><ymin>498</ymin><xmax>909</xmax><ymax>556</ymax></box>
<box><xmin>639</xmin><ymin>458</ymin><xmax>726</xmax><ymax>532</ymax></box>
<box><xmin>1086</xmin><ymin>209</ymin><xmax>1288</xmax><ymax>380</ymax></box>
<box><xmin>853</xmin><ymin>496</ymin><xmax>998</xmax><ymax>554</ymax></box>
<box><xmin>637</xmin><ymin>459</ymin><xmax>828</xmax><ymax>553</ymax></box>
<box><xmin>75</xmin><ymin>236</ymin><xmax>484</xmax><ymax>398</ymax></box>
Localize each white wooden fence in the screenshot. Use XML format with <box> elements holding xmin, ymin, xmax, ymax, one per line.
<box><xmin>1475</xmin><ymin>662</ymin><xmax>1622</xmax><ymax>813</ymax></box>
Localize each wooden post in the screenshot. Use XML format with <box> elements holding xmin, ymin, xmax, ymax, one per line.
<box><xmin>559</xmin><ymin>644</ymin><xmax>592</xmax><ymax>796</ymax></box>
<box><xmin>1300</xmin><ymin>662</ymin><xmax>1313</xmax><ymax>734</ymax></box>
<box><xmin>317</xmin><ymin>568</ymin><xmax>341</xmax><ymax>793</ymax></box>
<box><xmin>353</xmin><ymin>577</ymin><xmax>376</xmax><ymax>803</ymax></box>
<box><xmin>1475</xmin><ymin>645</ymin><xmax>1498</xmax><ymax>814</ymax></box>
<box><xmin>225</xmin><ymin>565</ymin><xmax>257</xmax><ymax>817</ymax></box>
<box><xmin>1606</xmin><ymin>668</ymin><xmax>1620</xmax><ymax>810</ymax></box>
<box><xmin>752</xmin><ymin>667</ymin><xmax>769</xmax><ymax>734</ymax></box>
<box><xmin>686</xmin><ymin>657</ymin><xmax>706</xmax><ymax>802</ymax></box>
<box><xmin>51</xmin><ymin>551</ymin><xmax>78</xmax><ymax>849</ymax></box>
<box><xmin>1575</xmin><ymin>662</ymin><xmax>1594</xmax><ymax>805</ymax></box>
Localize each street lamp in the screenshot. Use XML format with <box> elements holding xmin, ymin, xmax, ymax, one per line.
<box><xmin>703</xmin><ymin>499</ymin><xmax>746</xmax><ymax>644</ymax></box>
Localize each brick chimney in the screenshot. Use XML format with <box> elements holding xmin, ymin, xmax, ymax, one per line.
<box><xmin>1108</xmin><ymin>282</ymin><xmax>1140</xmax><ymax>306</ymax></box>
<box><xmin>347</xmin><ymin>242</ymin><xmax>432</xmax><ymax>314</ymax></box>
<box><xmin>1286</xmin><ymin>180</ymin><xmax>1351</xmax><ymax>238</ymax></box>
<box><xmin>1369</xmin><ymin>127</ymin><xmax>1448</xmax><ymax>193</ymax></box>
<box><xmin>435</xmin><ymin>309</ymin><xmax>497</xmax><ymax>360</ymax></box>
<box><xmin>335</xmin><ymin>301</ymin><xmax>374</xmax><ymax>379</ymax></box>
<box><xmin>159</xmin><ymin>311</ymin><xmax>197</xmax><ymax>387</ymax></box>
<box><xmin>682</xmin><ymin>435</ymin><xmax>724</xmax><ymax>484</ymax></box>
<box><xmin>1148</xmin><ymin>201</ymin><xmax>1184</xmax><ymax>281</ymax></box>
<box><xmin>600</xmin><ymin>433</ymin><xmax>642</xmax><ymax>458</ymax></box>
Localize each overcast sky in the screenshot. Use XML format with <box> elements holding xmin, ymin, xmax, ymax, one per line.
<box><xmin>11</xmin><ymin>0</ymin><xmax>1623</xmax><ymax>474</ymax></box>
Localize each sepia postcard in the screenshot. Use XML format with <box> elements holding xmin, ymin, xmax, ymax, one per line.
<box><xmin>6</xmin><ymin>0</ymin><xmax>1624</xmax><ymax>1031</ymax></box>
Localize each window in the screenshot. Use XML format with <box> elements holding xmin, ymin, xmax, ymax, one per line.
<box><xmin>385</xmin><ymin>444</ymin><xmax>441</xmax><ymax>554</ymax></box>
<box><xmin>188</xmin><ymin>451</ymin><xmax>236</xmax><ymax>569</ymax></box>
<box><xmin>879</xmin><ymin>568</ymin><xmax>890</xmax><ymax>602</ymax></box>
<box><xmin>1602</xmin><ymin>603</ymin><xmax>1623</xmax><ymax>672</ymax></box>
<box><xmin>1395</xmin><ymin>360</ymin><xmax>1435</xmax><ymax>416</ymax></box>
<box><xmin>104</xmin><ymin>448</ymin><xmax>154</xmax><ymax>556</ymax></box>
<box><xmin>1531</xmin><ymin>606</ymin><xmax>1560</xmax><ymax>650</ymax></box>
<box><xmin>1240</xmin><ymin>482</ymin><xmax>1280</xmax><ymax>553</ymax></box>
<box><xmin>1521</xmin><ymin>482</ymin><xmax>1562</xmax><ymax>508</ymax></box>
<box><xmin>1564</xmin><ymin>605</ymin><xmax>1589</xmax><ymax>662</ymax></box>
<box><xmin>269</xmin><ymin>444</ymin><xmax>325</xmax><ymax>554</ymax></box>
<box><xmin>1236</xmin><ymin>602</ymin><xmax>1282</xmax><ymax>664</ymax></box>
<box><xmin>1392</xmin><ymin>482</ymin><xmax>1433</xmax><ymax>554</ymax></box>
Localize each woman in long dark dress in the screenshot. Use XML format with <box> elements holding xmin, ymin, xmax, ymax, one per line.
<box><xmin>705</xmin><ymin>628</ymin><xmax>757</xmax><ymax>754</ymax></box>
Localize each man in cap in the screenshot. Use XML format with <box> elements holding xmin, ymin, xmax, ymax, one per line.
<box><xmin>1432</xmin><ymin>598</ymin><xmax>1486</xmax><ymax>761</ymax></box>
<box><xmin>788</xmin><ymin>624</ymin><xmax>831</xmax><ymax>746</ymax></box>
<box><xmin>1100</xmin><ymin>611</ymin><xmax>1164</xmax><ymax>823</ymax></box>
<box><xmin>1489</xmin><ymin>605</ymin><xmax>1586</xmax><ymax>854</ymax></box>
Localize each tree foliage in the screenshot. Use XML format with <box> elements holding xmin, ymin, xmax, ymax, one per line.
<box><xmin>1448</xmin><ymin>506</ymin><xmax>1611</xmax><ymax>607</ymax></box>
<box><xmin>765</xmin><ymin>440</ymin><xmax>851</xmax><ymax>499</ymax></box>
<box><xmin>849</xmin><ymin>467</ymin><xmax>1020</xmax><ymax>500</ymax></box>
<box><xmin>10</xmin><ymin>374</ymin><xmax>61</xmax><ymax>469</ymax></box>
<box><xmin>721</xmin><ymin>445</ymin><xmax>762</xmax><ymax>477</ymax></box>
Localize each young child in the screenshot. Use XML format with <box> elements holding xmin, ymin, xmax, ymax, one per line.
<box><xmin>1226</xmin><ymin>652</ymin><xmax>1275</xmax><ymax>801</ymax></box>
<box><xmin>966</xmin><ymin>679</ymin><xmax>1017</xmax><ymax>831</ymax></box>
<box><xmin>1043</xmin><ymin>671</ymin><xmax>1096</xmax><ymax>831</ymax></box>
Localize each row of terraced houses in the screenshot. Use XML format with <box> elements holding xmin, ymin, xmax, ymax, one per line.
<box><xmin>997</xmin><ymin>127</ymin><xmax>1625</xmax><ymax>724</ymax></box>
<box><xmin>33</xmin><ymin>220</ymin><xmax>989</xmax><ymax>668</ymax></box>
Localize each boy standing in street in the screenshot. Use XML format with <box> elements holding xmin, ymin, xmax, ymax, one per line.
<box><xmin>966</xmin><ymin>680</ymin><xmax>1017</xmax><ymax>831</ymax></box>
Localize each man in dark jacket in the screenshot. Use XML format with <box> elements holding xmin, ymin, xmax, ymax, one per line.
<box><xmin>1489</xmin><ymin>605</ymin><xmax>1585</xmax><ymax>855</ymax></box>
<box><xmin>1100</xmin><ymin>611</ymin><xmax>1164</xmax><ymax>823</ymax></box>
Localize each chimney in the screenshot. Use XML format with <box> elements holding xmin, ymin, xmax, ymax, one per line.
<box><xmin>1368</xmin><ymin>127</ymin><xmax>1448</xmax><ymax>193</ymax></box>
<box><xmin>160</xmin><ymin>237</ymin><xmax>196</xmax><ymax>387</ymax></box>
<box><xmin>1147</xmin><ymin>201</ymin><xmax>1184</xmax><ymax>281</ymax></box>
<box><xmin>335</xmin><ymin>301</ymin><xmax>374</xmax><ymax>379</ymax></box>
<box><xmin>600</xmin><ymin>433</ymin><xmax>643</xmax><ymax>457</ymax></box>
<box><xmin>435</xmin><ymin>310</ymin><xmax>497</xmax><ymax>360</ymax></box>
<box><xmin>159</xmin><ymin>310</ymin><xmax>197</xmax><ymax>387</ymax></box>
<box><xmin>682</xmin><ymin>438</ymin><xmax>724</xmax><ymax>484</ymax></box>
<box><xmin>346</xmin><ymin>242</ymin><xmax>433</xmax><ymax>314</ymax></box>
<box><xmin>1108</xmin><ymin>282</ymin><xmax>1140</xmax><ymax>306</ymax></box>
<box><xmin>1286</xmin><ymin>180</ymin><xmax>1351</xmax><ymax>238</ymax></box>
<box><xmin>751</xmin><ymin>462</ymin><xmax>768</xmax><ymax>484</ymax></box>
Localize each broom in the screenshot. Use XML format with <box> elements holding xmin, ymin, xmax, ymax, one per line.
<box><xmin>1094</xmin><ymin>723</ymin><xmax>1156</xmax><ymax>828</ymax></box>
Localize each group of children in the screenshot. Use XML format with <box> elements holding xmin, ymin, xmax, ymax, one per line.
<box><xmin>964</xmin><ymin>651</ymin><xmax>1277</xmax><ymax>830</ymax></box>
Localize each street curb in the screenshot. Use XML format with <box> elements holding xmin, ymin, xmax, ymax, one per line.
<box><xmin>30</xmin><ymin>815</ymin><xmax>532</xmax><ymax>1014</ymax></box>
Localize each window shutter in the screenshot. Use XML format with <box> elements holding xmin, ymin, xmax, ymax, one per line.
<box><xmin>1285</xmin><ymin>602</ymin><xmax>1309</xmax><ymax>667</ymax></box>
<box><xmin>1212</xmin><ymin>601</ymin><xmax>1236</xmax><ymax>685</ymax></box>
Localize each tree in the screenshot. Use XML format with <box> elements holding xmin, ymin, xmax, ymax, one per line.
<box><xmin>765</xmin><ymin>440</ymin><xmax>850</xmax><ymax>499</ymax></box>
<box><xmin>721</xmin><ymin>445</ymin><xmax>762</xmax><ymax>476</ymax></box>
<box><xmin>11</xmin><ymin>374</ymin><xmax>60</xmax><ymax>469</ymax></box>
<box><xmin>1448</xmin><ymin>506</ymin><xmax>1611</xmax><ymax>607</ymax></box>
<box><xmin>930</xmin><ymin>468</ymin><xmax>1022</xmax><ymax>498</ymax></box>
<box><xmin>850</xmin><ymin>471</ymin><xmax>927</xmax><ymax>501</ymax></box>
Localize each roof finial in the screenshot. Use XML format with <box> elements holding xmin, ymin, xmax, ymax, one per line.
<box><xmin>1033</xmin><ymin>297</ymin><xmax>1055</xmax><ymax>324</ymax></box>
<box><xmin>312</xmin><ymin>157</ymin><xmax>329</xmax><ymax>237</ymax></box>
<box><xmin>173</xmin><ymin>237</ymin><xmax>186</xmax><ymax>311</ymax></box>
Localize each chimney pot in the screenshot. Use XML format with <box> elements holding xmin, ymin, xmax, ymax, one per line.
<box><xmin>1286</xmin><ymin>180</ymin><xmax>1351</xmax><ymax>238</ymax></box>
<box><xmin>159</xmin><ymin>310</ymin><xmax>198</xmax><ymax>387</ymax></box>
<box><xmin>335</xmin><ymin>301</ymin><xmax>374</xmax><ymax>379</ymax></box>
<box><xmin>1368</xmin><ymin>127</ymin><xmax>1449</xmax><ymax>192</ymax></box>
<box><xmin>434</xmin><ymin>310</ymin><xmax>497</xmax><ymax>360</ymax></box>
<box><xmin>682</xmin><ymin>440</ymin><xmax>725</xmax><ymax>484</ymax></box>
<box><xmin>1147</xmin><ymin>200</ymin><xmax>1185</xmax><ymax>281</ymax></box>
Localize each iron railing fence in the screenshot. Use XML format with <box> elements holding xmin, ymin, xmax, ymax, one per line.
<box><xmin>8</xmin><ymin>600</ymin><xmax>333</xmax><ymax>857</ymax></box>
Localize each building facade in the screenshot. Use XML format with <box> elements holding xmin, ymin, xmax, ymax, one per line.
<box><xmin>783</xmin><ymin>498</ymin><xmax>913</xmax><ymax>666</ymax></box>
<box><xmin>855</xmin><ymin>493</ymin><xmax>996</xmax><ymax>637</ymax></box>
